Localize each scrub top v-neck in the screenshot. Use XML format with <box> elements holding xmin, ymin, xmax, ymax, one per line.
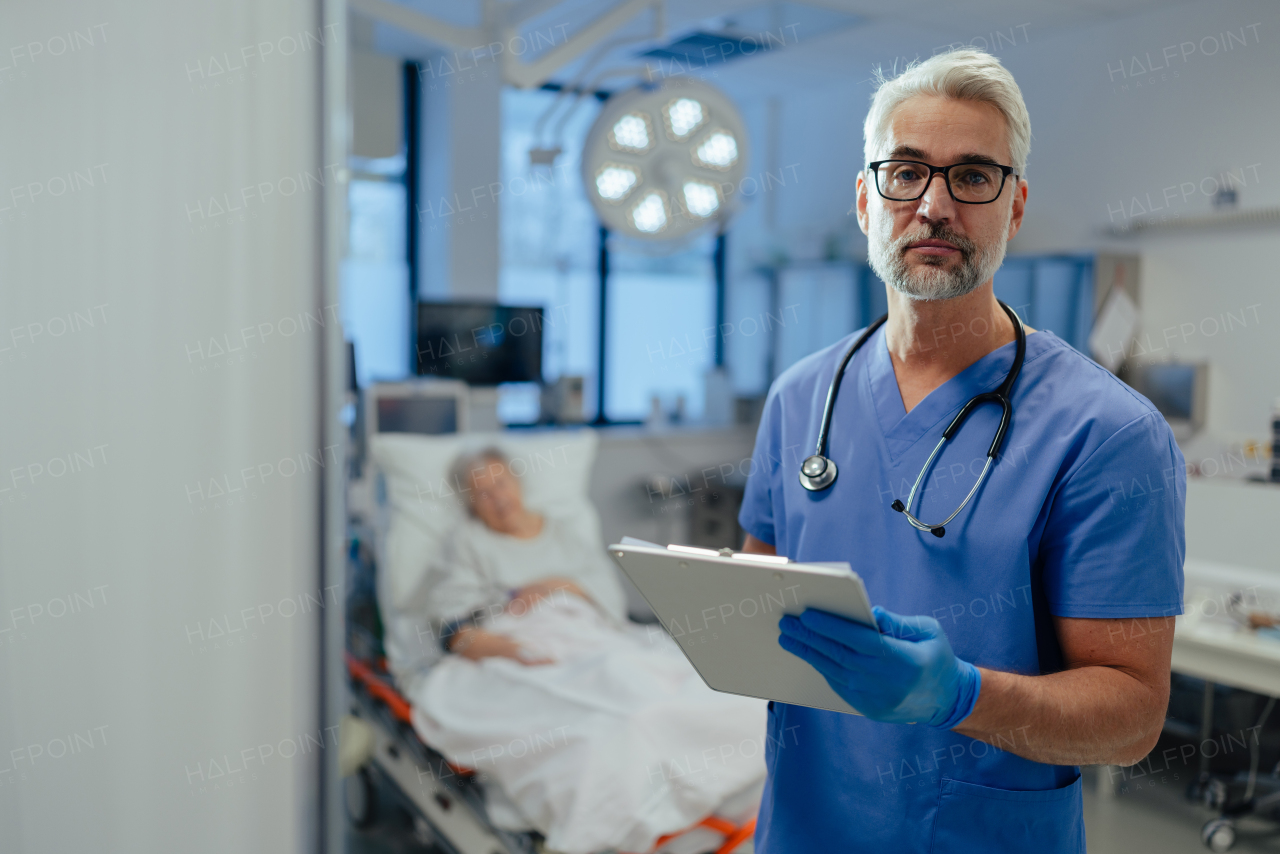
<box><xmin>739</xmin><ymin>323</ymin><xmax>1185</xmax><ymax>854</ymax></box>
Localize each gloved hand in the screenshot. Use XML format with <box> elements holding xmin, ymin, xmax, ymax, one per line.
<box><xmin>777</xmin><ymin>606</ymin><xmax>981</xmax><ymax>729</ymax></box>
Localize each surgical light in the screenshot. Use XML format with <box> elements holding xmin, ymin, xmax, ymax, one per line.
<box><xmin>596</xmin><ymin>165</ymin><xmax>639</xmax><ymax>202</ymax></box>
<box><xmin>694</xmin><ymin>131</ymin><xmax>738</xmax><ymax>170</ymax></box>
<box><xmin>683</xmin><ymin>181</ymin><xmax>720</xmax><ymax>218</ymax></box>
<box><xmin>632</xmin><ymin>192</ymin><xmax>668</xmax><ymax>233</ymax></box>
<box><xmin>665</xmin><ymin>98</ymin><xmax>704</xmax><ymax>140</ymax></box>
<box><xmin>609</xmin><ymin>113</ymin><xmax>652</xmax><ymax>152</ymax></box>
<box><xmin>581</xmin><ymin>79</ymin><xmax>749</xmax><ymax>240</ymax></box>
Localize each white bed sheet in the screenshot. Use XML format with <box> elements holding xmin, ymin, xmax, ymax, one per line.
<box><xmin>409</xmin><ymin>596</ymin><xmax>767</xmax><ymax>854</ymax></box>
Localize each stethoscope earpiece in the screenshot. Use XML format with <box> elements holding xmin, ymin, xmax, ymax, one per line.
<box><xmin>800</xmin><ymin>301</ymin><xmax>1026</xmax><ymax>541</ymax></box>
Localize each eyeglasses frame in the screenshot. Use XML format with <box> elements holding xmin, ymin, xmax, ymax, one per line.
<box><xmin>867</xmin><ymin>159</ymin><xmax>1018</xmax><ymax>205</ymax></box>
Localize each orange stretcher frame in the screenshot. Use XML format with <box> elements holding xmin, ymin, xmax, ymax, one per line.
<box><xmin>344</xmin><ymin>652</ymin><xmax>756</xmax><ymax>854</ymax></box>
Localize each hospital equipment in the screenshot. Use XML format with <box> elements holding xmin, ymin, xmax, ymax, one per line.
<box><xmin>1171</xmin><ymin>556</ymin><xmax>1280</xmax><ymax>851</ymax></box>
<box><xmin>580</xmin><ymin>78</ymin><xmax>749</xmax><ymax>241</ymax></box>
<box><xmin>1126</xmin><ymin>361</ymin><xmax>1209</xmax><ymax>440</ymax></box>
<box><xmin>367</xmin><ymin>379</ymin><xmax>469</xmax><ymax>439</ymax></box>
<box><xmin>797</xmin><ymin>300</ymin><xmax>1026</xmax><ymax>539</ymax></box>
<box><xmin>686</xmin><ymin>480</ymin><xmax>745</xmax><ymax>550</ymax></box>
<box><xmin>1272</xmin><ymin>397</ymin><xmax>1279</xmax><ymax>483</ymax></box>
<box><xmin>344</xmin><ymin>429</ymin><xmax>768</xmax><ymax>853</ymax></box>
<box><xmin>540</xmin><ymin>375</ymin><xmax>585</xmax><ymax>424</ymax></box>
<box><xmin>348</xmin><ymin>379</ymin><xmax>469</xmax><ymax>523</ymax></box>
<box><xmin>416</xmin><ymin>302</ymin><xmax>544</xmax><ymax>385</ymax></box>
<box><xmin>609</xmin><ymin>540</ymin><xmax>874</xmax><ymax>714</ymax></box>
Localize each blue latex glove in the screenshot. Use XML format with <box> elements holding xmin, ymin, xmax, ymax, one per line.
<box><xmin>777</xmin><ymin>606</ymin><xmax>981</xmax><ymax>729</ymax></box>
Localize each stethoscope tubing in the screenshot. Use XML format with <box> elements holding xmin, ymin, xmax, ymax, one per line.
<box><xmin>811</xmin><ymin>315</ymin><xmax>889</xmax><ymax>457</ymax></box>
<box><xmin>799</xmin><ymin>300</ymin><xmax>1026</xmax><ymax>538</ymax></box>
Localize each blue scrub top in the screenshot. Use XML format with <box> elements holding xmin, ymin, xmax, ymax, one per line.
<box><xmin>739</xmin><ymin>325</ymin><xmax>1185</xmax><ymax>854</ymax></box>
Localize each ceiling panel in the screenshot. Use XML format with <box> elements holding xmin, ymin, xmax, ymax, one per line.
<box><xmin>361</xmin><ymin>0</ymin><xmax>1217</xmax><ymax>92</ymax></box>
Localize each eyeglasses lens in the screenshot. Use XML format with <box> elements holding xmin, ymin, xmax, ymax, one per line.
<box><xmin>876</xmin><ymin>161</ymin><xmax>1004</xmax><ymax>203</ymax></box>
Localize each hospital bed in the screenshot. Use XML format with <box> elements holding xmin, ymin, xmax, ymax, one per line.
<box><xmin>343</xmin><ymin>427</ymin><xmax>763</xmax><ymax>854</ymax></box>
<box><xmin>343</xmin><ymin>651</ymin><xmax>759</xmax><ymax>854</ymax></box>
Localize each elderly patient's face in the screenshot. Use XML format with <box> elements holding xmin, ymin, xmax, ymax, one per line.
<box><xmin>468</xmin><ymin>459</ymin><xmax>525</xmax><ymax>531</ymax></box>
<box><xmin>856</xmin><ymin>94</ymin><xmax>1027</xmax><ymax>301</ymax></box>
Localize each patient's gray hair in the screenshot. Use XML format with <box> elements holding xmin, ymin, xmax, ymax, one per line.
<box><xmin>448</xmin><ymin>446</ymin><xmax>512</xmax><ymax>515</ymax></box>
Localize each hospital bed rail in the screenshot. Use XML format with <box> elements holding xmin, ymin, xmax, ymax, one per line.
<box><xmin>344</xmin><ymin>651</ymin><xmax>757</xmax><ymax>854</ymax></box>
<box><xmin>346</xmin><ymin>651</ymin><xmax>535</xmax><ymax>854</ymax></box>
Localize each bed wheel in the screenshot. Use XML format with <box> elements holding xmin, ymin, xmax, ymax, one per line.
<box><xmin>345</xmin><ymin>767</ymin><xmax>377</xmax><ymax>829</ymax></box>
<box><xmin>1201</xmin><ymin>817</ymin><xmax>1237</xmax><ymax>852</ymax></box>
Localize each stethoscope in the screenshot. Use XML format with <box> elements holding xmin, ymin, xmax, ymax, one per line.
<box><xmin>798</xmin><ymin>300</ymin><xmax>1026</xmax><ymax>538</ymax></box>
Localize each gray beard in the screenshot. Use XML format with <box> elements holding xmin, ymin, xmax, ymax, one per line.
<box><xmin>868</xmin><ymin>223</ymin><xmax>1008</xmax><ymax>302</ymax></box>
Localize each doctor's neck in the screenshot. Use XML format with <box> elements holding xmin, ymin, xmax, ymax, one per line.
<box><xmin>883</xmin><ymin>284</ymin><xmax>1033</xmax><ymax>412</ymax></box>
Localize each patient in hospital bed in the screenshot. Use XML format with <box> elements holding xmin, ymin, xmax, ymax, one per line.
<box><xmin>408</xmin><ymin>447</ymin><xmax>766</xmax><ymax>854</ymax></box>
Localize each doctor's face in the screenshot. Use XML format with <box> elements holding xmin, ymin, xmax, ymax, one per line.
<box><xmin>856</xmin><ymin>94</ymin><xmax>1026</xmax><ymax>302</ymax></box>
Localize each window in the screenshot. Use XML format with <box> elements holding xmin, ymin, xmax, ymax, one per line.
<box><xmin>500</xmin><ymin>87</ymin><xmax>719</xmax><ymax>422</ymax></box>
<box><xmin>342</xmin><ymin>176</ymin><xmax>410</xmax><ymax>387</ymax></box>
<box><xmin>499</xmin><ymin>88</ymin><xmax>600</xmax><ymax>420</ymax></box>
<box><xmin>606</xmin><ymin>235</ymin><xmax>717</xmax><ymax>421</ymax></box>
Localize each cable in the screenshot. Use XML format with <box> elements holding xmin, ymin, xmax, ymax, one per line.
<box><xmin>550</xmin><ymin>66</ymin><xmax>653</xmax><ymax>142</ymax></box>
<box><xmin>1245</xmin><ymin>695</ymin><xmax>1276</xmax><ymax>802</ymax></box>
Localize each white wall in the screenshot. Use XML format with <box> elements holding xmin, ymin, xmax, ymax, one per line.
<box><xmin>713</xmin><ymin>0</ymin><xmax>1279</xmax><ymax>436</ymax></box>
<box><xmin>0</xmin><ymin>1</ymin><xmax>329</xmax><ymax>852</ymax></box>
<box><xmin>1003</xmin><ymin>0</ymin><xmax>1279</xmax><ymax>440</ymax></box>
<box><xmin>1186</xmin><ymin>478</ymin><xmax>1280</xmax><ymax>571</ymax></box>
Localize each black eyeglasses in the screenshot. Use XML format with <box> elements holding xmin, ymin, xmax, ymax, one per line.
<box><xmin>868</xmin><ymin>160</ymin><xmax>1016</xmax><ymax>204</ymax></box>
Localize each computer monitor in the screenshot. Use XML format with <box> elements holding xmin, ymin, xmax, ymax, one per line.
<box><xmin>350</xmin><ymin>379</ymin><xmax>469</xmax><ymax>520</ymax></box>
<box><xmin>364</xmin><ymin>380</ymin><xmax>468</xmax><ymax>450</ymax></box>
<box><xmin>1128</xmin><ymin>362</ymin><xmax>1207</xmax><ymax>440</ymax></box>
<box><xmin>416</xmin><ymin>302</ymin><xmax>543</xmax><ymax>386</ymax></box>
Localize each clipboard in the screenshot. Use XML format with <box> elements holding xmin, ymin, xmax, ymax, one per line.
<box><xmin>609</xmin><ymin>539</ymin><xmax>875</xmax><ymax>716</ymax></box>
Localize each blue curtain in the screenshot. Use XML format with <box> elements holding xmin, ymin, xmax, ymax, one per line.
<box><xmin>992</xmin><ymin>255</ymin><xmax>1094</xmax><ymax>353</ymax></box>
<box><xmin>853</xmin><ymin>255</ymin><xmax>1094</xmax><ymax>353</ymax></box>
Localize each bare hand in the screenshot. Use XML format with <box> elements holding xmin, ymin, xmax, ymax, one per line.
<box><xmin>450</xmin><ymin>627</ymin><xmax>552</xmax><ymax>665</ymax></box>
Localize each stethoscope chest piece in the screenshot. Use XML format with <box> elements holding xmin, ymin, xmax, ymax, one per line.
<box><xmin>799</xmin><ymin>454</ymin><xmax>837</xmax><ymax>491</ymax></box>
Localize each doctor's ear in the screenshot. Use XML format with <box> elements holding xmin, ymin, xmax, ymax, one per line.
<box><xmin>852</xmin><ymin>172</ymin><xmax>871</xmax><ymax>235</ymax></box>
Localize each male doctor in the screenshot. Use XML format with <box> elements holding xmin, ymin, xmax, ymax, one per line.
<box><xmin>739</xmin><ymin>49</ymin><xmax>1184</xmax><ymax>852</ymax></box>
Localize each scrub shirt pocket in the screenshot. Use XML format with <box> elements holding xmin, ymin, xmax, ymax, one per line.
<box><xmin>929</xmin><ymin>775</ymin><xmax>1083</xmax><ymax>854</ymax></box>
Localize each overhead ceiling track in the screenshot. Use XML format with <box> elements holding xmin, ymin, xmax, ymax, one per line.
<box><xmin>349</xmin><ymin>0</ymin><xmax>663</xmax><ymax>89</ymax></box>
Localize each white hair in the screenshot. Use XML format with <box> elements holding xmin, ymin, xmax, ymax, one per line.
<box><xmin>863</xmin><ymin>48</ymin><xmax>1031</xmax><ymax>178</ymax></box>
<box><xmin>447</xmin><ymin>446</ymin><xmax>511</xmax><ymax>517</ymax></box>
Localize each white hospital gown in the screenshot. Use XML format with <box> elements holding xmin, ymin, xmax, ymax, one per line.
<box><xmin>410</xmin><ymin>515</ymin><xmax>767</xmax><ymax>854</ymax></box>
<box><xmin>423</xmin><ymin>512</ymin><xmax>630</xmax><ymax>633</ymax></box>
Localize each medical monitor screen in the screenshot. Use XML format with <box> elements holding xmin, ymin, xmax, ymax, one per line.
<box><xmin>1141</xmin><ymin>364</ymin><xmax>1195</xmax><ymax>421</ymax></box>
<box><xmin>376</xmin><ymin>396</ymin><xmax>458</xmax><ymax>435</ymax></box>
<box><xmin>416</xmin><ymin>302</ymin><xmax>543</xmax><ymax>386</ymax></box>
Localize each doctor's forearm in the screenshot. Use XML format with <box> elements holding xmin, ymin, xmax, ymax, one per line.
<box><xmin>953</xmin><ymin>665</ymin><xmax>1168</xmax><ymax>766</ymax></box>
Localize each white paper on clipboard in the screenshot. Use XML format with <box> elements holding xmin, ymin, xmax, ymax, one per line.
<box><xmin>609</xmin><ymin>541</ymin><xmax>876</xmax><ymax>716</ymax></box>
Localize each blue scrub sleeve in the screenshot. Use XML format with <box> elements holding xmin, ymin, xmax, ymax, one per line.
<box><xmin>739</xmin><ymin>391</ymin><xmax>781</xmax><ymax>547</ymax></box>
<box><xmin>1040</xmin><ymin>411</ymin><xmax>1186</xmax><ymax>618</ymax></box>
